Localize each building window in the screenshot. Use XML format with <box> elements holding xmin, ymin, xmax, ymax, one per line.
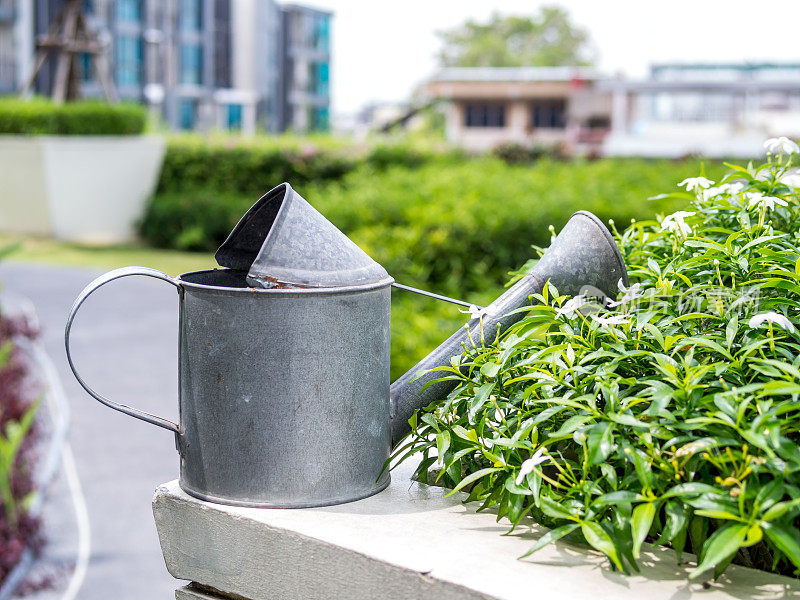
<box><xmin>531</xmin><ymin>99</ymin><xmax>567</xmax><ymax>129</ymax></box>
<box><xmin>180</xmin><ymin>0</ymin><xmax>203</xmax><ymax>32</ymax></box>
<box><xmin>179</xmin><ymin>42</ymin><xmax>203</xmax><ymax>85</ymax></box>
<box><xmin>179</xmin><ymin>99</ymin><xmax>197</xmax><ymax>130</ymax></box>
<box><xmin>213</xmin><ymin>0</ymin><xmax>231</xmax><ymax>88</ymax></box>
<box><xmin>117</xmin><ymin>0</ymin><xmax>141</xmax><ymax>23</ymax></box>
<box><xmin>80</xmin><ymin>53</ymin><xmax>93</xmax><ymax>83</ymax></box>
<box><xmin>116</xmin><ymin>35</ymin><xmax>143</xmax><ymax>86</ymax></box>
<box><xmin>313</xmin><ymin>106</ymin><xmax>329</xmax><ymax>131</ymax></box>
<box><xmin>309</xmin><ymin>62</ymin><xmax>329</xmax><ymax>96</ymax></box>
<box><xmin>226</xmin><ymin>104</ymin><xmax>242</xmax><ymax>130</ymax></box>
<box><xmin>464</xmin><ymin>103</ymin><xmax>506</xmax><ymax>128</ymax></box>
<box><xmin>314</xmin><ymin>15</ymin><xmax>330</xmax><ymax>52</ymax></box>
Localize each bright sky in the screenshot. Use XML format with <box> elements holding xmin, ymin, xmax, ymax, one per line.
<box><xmin>306</xmin><ymin>0</ymin><xmax>800</xmax><ymax>115</ymax></box>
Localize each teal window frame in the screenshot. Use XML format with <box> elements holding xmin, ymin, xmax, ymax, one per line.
<box><xmin>179</xmin><ymin>42</ymin><xmax>203</xmax><ymax>85</ymax></box>
<box><xmin>116</xmin><ymin>35</ymin><xmax>143</xmax><ymax>87</ymax></box>
<box><xmin>226</xmin><ymin>104</ymin><xmax>243</xmax><ymax>130</ymax></box>
<box><xmin>117</xmin><ymin>0</ymin><xmax>142</xmax><ymax>23</ymax></box>
<box><xmin>179</xmin><ymin>0</ymin><xmax>203</xmax><ymax>32</ymax></box>
<box><xmin>179</xmin><ymin>99</ymin><xmax>197</xmax><ymax>130</ymax></box>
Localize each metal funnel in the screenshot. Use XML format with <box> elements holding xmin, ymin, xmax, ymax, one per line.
<box><xmin>216</xmin><ymin>183</ymin><xmax>392</xmax><ymax>289</ymax></box>
<box><xmin>389</xmin><ymin>210</ymin><xmax>628</xmax><ymax>444</ymax></box>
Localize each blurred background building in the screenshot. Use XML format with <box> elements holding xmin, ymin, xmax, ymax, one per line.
<box><xmin>423</xmin><ymin>66</ymin><xmax>611</xmax><ymax>155</ymax></box>
<box><xmin>421</xmin><ymin>63</ymin><xmax>800</xmax><ymax>157</ymax></box>
<box><xmin>603</xmin><ymin>63</ymin><xmax>800</xmax><ymax>157</ymax></box>
<box><xmin>0</xmin><ymin>0</ymin><xmax>331</xmax><ymax>133</ymax></box>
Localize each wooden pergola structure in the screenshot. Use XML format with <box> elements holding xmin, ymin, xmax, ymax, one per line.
<box><xmin>19</xmin><ymin>0</ymin><xmax>116</xmax><ymax>103</ymax></box>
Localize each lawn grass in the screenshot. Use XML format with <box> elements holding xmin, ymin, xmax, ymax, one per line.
<box><xmin>0</xmin><ymin>233</ymin><xmax>215</xmax><ymax>276</ymax></box>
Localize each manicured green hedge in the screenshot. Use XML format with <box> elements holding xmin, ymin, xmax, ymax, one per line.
<box><xmin>0</xmin><ymin>98</ymin><xmax>146</xmax><ymax>135</ymax></box>
<box><xmin>157</xmin><ymin>136</ymin><xmax>358</xmax><ymax>195</ymax></box>
<box><xmin>155</xmin><ymin>136</ymin><xmax>454</xmax><ymax>196</ymax></box>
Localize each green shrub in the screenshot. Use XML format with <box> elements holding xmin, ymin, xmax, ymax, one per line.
<box><xmin>156</xmin><ymin>136</ymin><xmax>358</xmax><ymax>196</ymax></box>
<box><xmin>0</xmin><ymin>97</ymin><xmax>146</xmax><ymax>135</ymax></box>
<box><xmin>366</xmin><ymin>143</ymin><xmax>431</xmax><ymax>170</ymax></box>
<box><xmin>394</xmin><ymin>145</ymin><xmax>800</xmax><ymax>579</ymax></box>
<box><xmin>155</xmin><ymin>136</ymin><xmax>455</xmax><ymax>196</ymax></box>
<box><xmin>492</xmin><ymin>141</ymin><xmax>554</xmax><ymax>164</ymax></box>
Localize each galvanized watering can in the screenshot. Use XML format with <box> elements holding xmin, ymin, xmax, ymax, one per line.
<box><xmin>65</xmin><ymin>183</ymin><xmax>627</xmax><ymax>508</ymax></box>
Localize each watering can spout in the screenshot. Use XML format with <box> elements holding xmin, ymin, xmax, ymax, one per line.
<box><xmin>389</xmin><ymin>210</ymin><xmax>628</xmax><ymax>445</ymax></box>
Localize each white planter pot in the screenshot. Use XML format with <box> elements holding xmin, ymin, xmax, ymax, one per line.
<box><xmin>0</xmin><ymin>135</ymin><xmax>166</xmax><ymax>244</ymax></box>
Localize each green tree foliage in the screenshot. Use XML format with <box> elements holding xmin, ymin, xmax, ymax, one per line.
<box><xmin>437</xmin><ymin>7</ymin><xmax>596</xmax><ymax>68</ymax></box>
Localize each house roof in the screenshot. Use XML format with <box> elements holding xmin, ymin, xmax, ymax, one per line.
<box><xmin>429</xmin><ymin>67</ymin><xmax>606</xmax><ymax>83</ymax></box>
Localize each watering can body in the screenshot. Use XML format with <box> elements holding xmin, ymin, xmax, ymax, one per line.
<box><xmin>66</xmin><ymin>266</ymin><xmax>392</xmax><ymax>508</ymax></box>
<box><xmin>65</xmin><ymin>182</ymin><xmax>627</xmax><ymax>508</ymax></box>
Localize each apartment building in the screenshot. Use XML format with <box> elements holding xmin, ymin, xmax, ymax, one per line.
<box><xmin>3</xmin><ymin>0</ymin><xmax>331</xmax><ymax>133</ymax></box>
<box><xmin>278</xmin><ymin>3</ymin><xmax>330</xmax><ymax>131</ymax></box>
<box><xmin>422</xmin><ymin>67</ymin><xmax>613</xmax><ymax>154</ymax></box>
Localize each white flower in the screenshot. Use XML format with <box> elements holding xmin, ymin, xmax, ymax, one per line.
<box><xmin>461</xmin><ymin>304</ymin><xmax>498</xmax><ymax>320</ymax></box>
<box><xmin>661</xmin><ymin>211</ymin><xmax>696</xmax><ymax>236</ymax></box>
<box><xmin>746</xmin><ymin>192</ymin><xmax>788</xmax><ymax>211</ymax></box>
<box><xmin>764</xmin><ymin>137</ymin><xmax>800</xmax><ymax>155</ymax></box>
<box><xmin>701</xmin><ymin>186</ymin><xmax>723</xmax><ymax>201</ymax></box>
<box><xmin>780</xmin><ymin>170</ymin><xmax>800</xmax><ymax>189</ymax></box>
<box><xmin>590</xmin><ymin>313</ymin><xmax>631</xmax><ymax>328</ymax></box>
<box><xmin>606</xmin><ymin>279</ymin><xmax>643</xmax><ymax>308</ymax></box>
<box><xmin>719</xmin><ymin>181</ymin><xmax>746</xmax><ymax>194</ymax></box>
<box><xmin>555</xmin><ymin>295</ymin><xmax>590</xmax><ymax>319</ymax></box>
<box><xmin>749</xmin><ymin>312</ymin><xmax>795</xmax><ymax>332</ymax></box>
<box><xmin>515</xmin><ymin>447</ymin><xmax>550</xmax><ymax>485</ymax></box>
<box><xmin>679</xmin><ymin>177</ymin><xmax>714</xmax><ymax>192</ymax></box>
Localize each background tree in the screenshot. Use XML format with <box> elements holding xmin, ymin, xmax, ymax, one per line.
<box><xmin>437</xmin><ymin>6</ymin><xmax>596</xmax><ymax>68</ymax></box>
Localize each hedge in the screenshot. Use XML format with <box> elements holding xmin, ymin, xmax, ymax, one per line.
<box><xmin>155</xmin><ymin>136</ymin><xmax>455</xmax><ymax>196</ymax></box>
<box><xmin>0</xmin><ymin>97</ymin><xmax>146</xmax><ymax>135</ymax></box>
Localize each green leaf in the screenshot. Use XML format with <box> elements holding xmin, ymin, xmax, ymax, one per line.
<box><xmin>447</xmin><ymin>467</ymin><xmax>500</xmax><ymax>495</ymax></box>
<box><xmin>585</xmin><ymin>421</ymin><xmax>615</xmax><ymax>465</ymax></box>
<box><xmin>480</xmin><ymin>362</ymin><xmax>501</xmax><ymax>378</ymax></box>
<box><xmin>468</xmin><ymin>382</ymin><xmax>494</xmax><ymax>424</ymax></box>
<box><xmin>725</xmin><ymin>316</ymin><xmax>738</xmax><ymax>350</ymax></box>
<box><xmin>519</xmin><ymin>523</ymin><xmax>580</xmax><ymax>559</ymax></box>
<box><xmin>538</xmin><ymin>494</ymin><xmax>576</xmax><ymax>520</ymax></box>
<box><xmin>761</xmin><ymin>498</ymin><xmax>800</xmax><ymax>522</ymax></box>
<box><xmin>581</xmin><ymin>521</ymin><xmax>625</xmax><ymax>571</ymax></box>
<box><xmin>550</xmin><ymin>414</ymin><xmax>594</xmax><ymax>438</ymax></box>
<box><xmin>690</xmin><ymin>523</ymin><xmax>748</xmax><ymax>579</ymax></box>
<box><xmin>435</xmin><ymin>430</ymin><xmax>451</xmax><ymax>463</ymax></box>
<box><xmin>764</xmin><ymin>522</ymin><xmax>800</xmax><ymax>570</ymax></box>
<box><xmin>631</xmin><ymin>502</ymin><xmax>657</xmax><ymax>559</ymax></box>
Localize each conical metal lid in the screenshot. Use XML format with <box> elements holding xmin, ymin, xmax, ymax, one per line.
<box><xmin>215</xmin><ymin>183</ymin><xmax>392</xmax><ymax>289</ymax></box>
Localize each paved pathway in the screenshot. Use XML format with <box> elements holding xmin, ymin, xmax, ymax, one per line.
<box><xmin>1</xmin><ymin>263</ymin><xmax>185</xmax><ymax>599</ymax></box>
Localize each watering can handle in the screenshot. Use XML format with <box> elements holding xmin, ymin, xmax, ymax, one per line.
<box><xmin>64</xmin><ymin>266</ymin><xmax>181</xmax><ymax>435</ymax></box>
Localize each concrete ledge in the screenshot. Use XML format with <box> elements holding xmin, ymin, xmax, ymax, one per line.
<box><xmin>153</xmin><ymin>460</ymin><xmax>799</xmax><ymax>600</ymax></box>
